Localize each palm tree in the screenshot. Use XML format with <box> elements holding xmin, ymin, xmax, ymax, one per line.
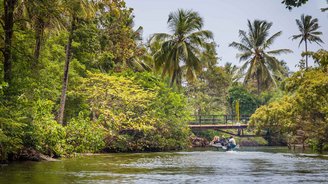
<box><xmin>229</xmin><ymin>20</ymin><xmax>292</xmax><ymax>95</ymax></box>
<box><xmin>150</xmin><ymin>9</ymin><xmax>214</xmax><ymax>87</ymax></box>
<box><xmin>292</xmin><ymin>14</ymin><xmax>324</xmax><ymax>69</ymax></box>
<box><xmin>224</xmin><ymin>62</ymin><xmax>243</xmax><ymax>84</ymax></box>
<box><xmin>26</xmin><ymin>0</ymin><xmax>64</xmax><ymax>65</ymax></box>
<box><xmin>57</xmin><ymin>0</ymin><xmax>97</xmax><ymax>125</ymax></box>
<box><xmin>15</xmin><ymin>0</ymin><xmax>64</xmax><ymax>67</ymax></box>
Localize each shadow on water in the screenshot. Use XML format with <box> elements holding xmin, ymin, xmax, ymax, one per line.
<box><xmin>1</xmin><ymin>147</ymin><xmax>328</xmax><ymax>184</ymax></box>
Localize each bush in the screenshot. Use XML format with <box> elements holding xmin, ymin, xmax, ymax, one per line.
<box><xmin>65</xmin><ymin>113</ymin><xmax>106</xmax><ymax>153</ymax></box>
<box><xmin>27</xmin><ymin>99</ymin><xmax>66</xmax><ymax>157</ymax></box>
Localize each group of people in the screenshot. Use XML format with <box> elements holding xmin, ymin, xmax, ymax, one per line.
<box><xmin>210</xmin><ymin>135</ymin><xmax>237</xmax><ymax>150</ymax></box>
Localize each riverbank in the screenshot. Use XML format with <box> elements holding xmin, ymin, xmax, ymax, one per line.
<box><xmin>1</xmin><ymin>148</ymin><xmax>60</xmax><ymax>164</ymax></box>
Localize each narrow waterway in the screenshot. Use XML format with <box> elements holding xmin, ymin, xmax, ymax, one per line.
<box><xmin>1</xmin><ymin>147</ymin><xmax>328</xmax><ymax>184</ymax></box>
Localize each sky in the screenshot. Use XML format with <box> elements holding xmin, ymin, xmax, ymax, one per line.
<box><xmin>125</xmin><ymin>0</ymin><xmax>328</xmax><ymax>71</ymax></box>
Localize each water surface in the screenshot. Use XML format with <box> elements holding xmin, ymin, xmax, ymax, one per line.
<box><xmin>1</xmin><ymin>147</ymin><xmax>328</xmax><ymax>184</ymax></box>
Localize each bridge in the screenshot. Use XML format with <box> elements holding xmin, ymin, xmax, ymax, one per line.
<box><xmin>188</xmin><ymin>114</ymin><xmax>258</xmax><ymax>137</ymax></box>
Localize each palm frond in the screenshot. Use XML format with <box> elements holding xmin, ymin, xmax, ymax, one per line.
<box><xmin>149</xmin><ymin>33</ymin><xmax>171</xmax><ymax>44</ymax></box>
<box><xmin>229</xmin><ymin>42</ymin><xmax>252</xmax><ymax>52</ymax></box>
<box><xmin>264</xmin><ymin>31</ymin><xmax>282</xmax><ymax>49</ymax></box>
<box><xmin>237</xmin><ymin>51</ymin><xmax>253</xmax><ymax>62</ymax></box>
<box><xmin>267</xmin><ymin>49</ymin><xmax>293</xmax><ymax>56</ymax></box>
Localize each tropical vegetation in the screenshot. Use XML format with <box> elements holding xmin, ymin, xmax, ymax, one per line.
<box><xmin>0</xmin><ymin>0</ymin><xmax>327</xmax><ymax>163</ymax></box>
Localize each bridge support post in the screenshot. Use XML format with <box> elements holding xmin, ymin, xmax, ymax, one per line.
<box><xmin>237</xmin><ymin>128</ymin><xmax>241</xmax><ymax>136</ymax></box>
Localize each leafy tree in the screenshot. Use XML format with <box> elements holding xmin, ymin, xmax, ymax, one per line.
<box><xmin>281</xmin><ymin>0</ymin><xmax>308</xmax><ymax>9</ymax></box>
<box><xmin>186</xmin><ymin>66</ymin><xmax>230</xmax><ymax>115</ymax></box>
<box><xmin>230</xmin><ymin>20</ymin><xmax>292</xmax><ymax>95</ymax></box>
<box><xmin>251</xmin><ymin>69</ymin><xmax>328</xmax><ymax>152</ymax></box>
<box><xmin>150</xmin><ymin>9</ymin><xmax>214</xmax><ymax>87</ymax></box>
<box><xmin>96</xmin><ymin>1</ymin><xmax>145</xmax><ymax>72</ymax></box>
<box><xmin>303</xmin><ymin>49</ymin><xmax>328</xmax><ymax>72</ymax></box>
<box><xmin>292</xmin><ymin>14</ymin><xmax>324</xmax><ymax>69</ymax></box>
<box><xmin>227</xmin><ymin>86</ymin><xmax>259</xmax><ymax>115</ymax></box>
<box><xmin>75</xmin><ymin>72</ymin><xmax>191</xmax><ymax>151</ymax></box>
<box><xmin>249</xmin><ymin>96</ymin><xmax>294</xmax><ymax>145</ymax></box>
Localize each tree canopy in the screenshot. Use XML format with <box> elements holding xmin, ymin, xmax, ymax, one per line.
<box><xmin>281</xmin><ymin>0</ymin><xmax>309</xmax><ymax>9</ymax></box>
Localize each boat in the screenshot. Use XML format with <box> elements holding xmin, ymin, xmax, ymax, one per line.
<box><xmin>222</xmin><ymin>144</ymin><xmax>240</xmax><ymax>151</ymax></box>
<box><xmin>209</xmin><ymin>142</ymin><xmax>223</xmax><ymax>148</ymax></box>
<box><xmin>210</xmin><ymin>142</ymin><xmax>240</xmax><ymax>151</ymax></box>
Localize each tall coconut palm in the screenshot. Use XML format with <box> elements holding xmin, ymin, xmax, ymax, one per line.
<box><xmin>150</xmin><ymin>9</ymin><xmax>214</xmax><ymax>87</ymax></box>
<box><xmin>292</xmin><ymin>14</ymin><xmax>324</xmax><ymax>69</ymax></box>
<box><xmin>57</xmin><ymin>0</ymin><xmax>97</xmax><ymax>125</ymax></box>
<box><xmin>229</xmin><ymin>20</ymin><xmax>292</xmax><ymax>95</ymax></box>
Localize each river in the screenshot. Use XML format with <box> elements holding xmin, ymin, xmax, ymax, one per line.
<box><xmin>1</xmin><ymin>147</ymin><xmax>328</xmax><ymax>184</ymax></box>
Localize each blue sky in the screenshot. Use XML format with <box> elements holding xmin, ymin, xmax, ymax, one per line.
<box><xmin>125</xmin><ymin>0</ymin><xmax>328</xmax><ymax>71</ymax></box>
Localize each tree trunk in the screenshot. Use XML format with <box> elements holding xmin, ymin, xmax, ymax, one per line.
<box><xmin>305</xmin><ymin>39</ymin><xmax>308</xmax><ymax>69</ymax></box>
<box><xmin>33</xmin><ymin>18</ymin><xmax>45</xmax><ymax>67</ymax></box>
<box><xmin>3</xmin><ymin>0</ymin><xmax>17</xmax><ymax>86</ymax></box>
<box><xmin>57</xmin><ymin>17</ymin><xmax>76</xmax><ymax>125</ymax></box>
<box><xmin>170</xmin><ymin>70</ymin><xmax>176</xmax><ymax>87</ymax></box>
<box><xmin>256</xmin><ymin>72</ymin><xmax>261</xmax><ymax>96</ymax></box>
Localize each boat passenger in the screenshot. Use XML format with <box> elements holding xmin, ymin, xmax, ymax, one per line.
<box><xmin>211</xmin><ymin>136</ymin><xmax>220</xmax><ymax>144</ymax></box>
<box><xmin>220</xmin><ymin>136</ymin><xmax>228</xmax><ymax>146</ymax></box>
<box><xmin>227</xmin><ymin>136</ymin><xmax>236</xmax><ymax>150</ymax></box>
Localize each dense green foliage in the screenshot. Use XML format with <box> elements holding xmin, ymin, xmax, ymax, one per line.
<box><xmin>75</xmin><ymin>72</ymin><xmax>191</xmax><ymax>152</ymax></box>
<box><xmin>250</xmin><ymin>61</ymin><xmax>328</xmax><ymax>151</ymax></box>
<box><xmin>0</xmin><ymin>0</ymin><xmax>191</xmax><ymax>162</ymax></box>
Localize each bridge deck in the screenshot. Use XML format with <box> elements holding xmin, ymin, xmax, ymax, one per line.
<box><xmin>189</xmin><ymin>124</ymin><xmax>248</xmax><ymax>130</ymax></box>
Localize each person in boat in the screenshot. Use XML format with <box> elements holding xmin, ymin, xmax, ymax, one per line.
<box><xmin>210</xmin><ymin>136</ymin><xmax>220</xmax><ymax>145</ymax></box>
<box><xmin>227</xmin><ymin>136</ymin><xmax>237</xmax><ymax>150</ymax></box>
<box><xmin>220</xmin><ymin>136</ymin><xmax>228</xmax><ymax>147</ymax></box>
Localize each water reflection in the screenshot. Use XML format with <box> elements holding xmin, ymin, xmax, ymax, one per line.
<box><xmin>1</xmin><ymin>147</ymin><xmax>328</xmax><ymax>184</ymax></box>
